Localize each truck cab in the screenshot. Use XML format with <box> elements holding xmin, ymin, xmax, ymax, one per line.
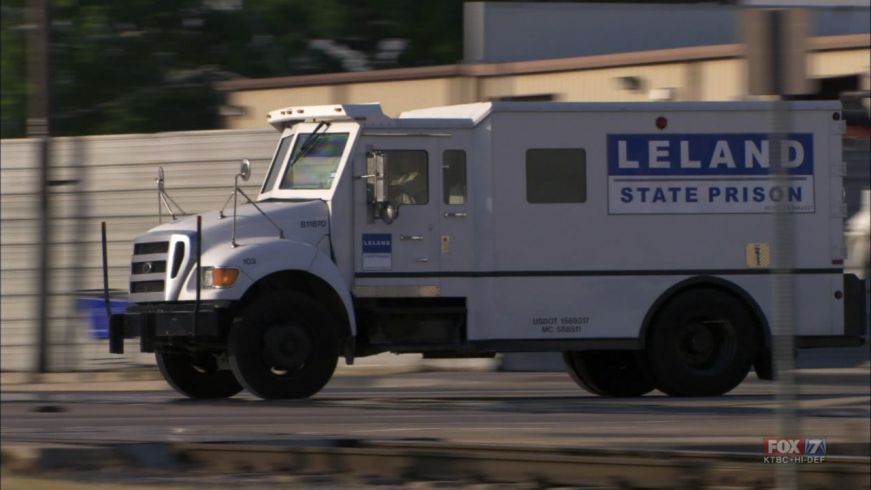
<box><xmin>110</xmin><ymin>101</ymin><xmax>866</xmax><ymax>400</ymax></box>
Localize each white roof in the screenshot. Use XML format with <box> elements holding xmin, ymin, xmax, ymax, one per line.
<box><xmin>399</xmin><ymin>103</ymin><xmax>493</xmax><ymax>124</ymax></box>
<box><xmin>267</xmin><ymin>100</ymin><xmax>841</xmax><ymax>130</ymax></box>
<box><xmin>400</xmin><ymin>100</ymin><xmax>840</xmax><ymax>123</ymax></box>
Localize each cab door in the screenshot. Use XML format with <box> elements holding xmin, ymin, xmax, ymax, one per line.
<box><xmin>353</xmin><ymin>136</ymin><xmax>441</xmax><ymax>279</ymax></box>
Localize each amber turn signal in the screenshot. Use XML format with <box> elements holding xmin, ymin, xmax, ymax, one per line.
<box><xmin>203</xmin><ymin>267</ymin><xmax>240</xmax><ymax>288</ymax></box>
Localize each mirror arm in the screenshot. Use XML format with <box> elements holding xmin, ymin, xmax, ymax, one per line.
<box><xmin>230</xmin><ymin>170</ymin><xmax>285</xmax><ymax>247</ymax></box>
<box><xmin>237</xmin><ymin>188</ymin><xmax>285</xmax><ymax>240</ymax></box>
<box><xmin>231</xmin><ymin>174</ymin><xmax>240</xmax><ymax>247</ymax></box>
<box><xmin>159</xmin><ymin>193</ymin><xmax>176</xmax><ymax>221</ymax></box>
<box><xmin>219</xmin><ymin>159</ymin><xmax>249</xmax><ymax>219</ymax></box>
<box><xmin>217</xmin><ymin>191</ymin><xmax>235</xmax><ymax>219</ymax></box>
<box><xmin>155</xmin><ymin>167</ymin><xmax>187</xmax><ymax>223</ymax></box>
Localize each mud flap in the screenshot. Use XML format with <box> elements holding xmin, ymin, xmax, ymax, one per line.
<box><xmin>754</xmin><ymin>347</ymin><xmax>774</xmax><ymax>380</ymax></box>
<box><xmin>109</xmin><ymin>314</ymin><xmax>125</xmax><ymax>354</ymax></box>
<box><xmin>844</xmin><ymin>274</ymin><xmax>867</xmax><ymax>337</ymax></box>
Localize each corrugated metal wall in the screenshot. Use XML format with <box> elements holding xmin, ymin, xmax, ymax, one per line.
<box><xmin>1</xmin><ymin>128</ymin><xmax>277</xmax><ymax>371</ymax></box>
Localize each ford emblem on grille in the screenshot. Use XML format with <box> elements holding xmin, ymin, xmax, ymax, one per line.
<box><xmin>143</xmin><ymin>262</ymin><xmax>153</xmax><ymax>273</ymax></box>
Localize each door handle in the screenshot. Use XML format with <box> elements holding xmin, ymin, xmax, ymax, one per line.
<box><xmin>400</xmin><ymin>234</ymin><xmax>424</xmax><ymax>241</ymax></box>
<box><xmin>415</xmin><ymin>257</ymin><xmax>430</xmax><ymax>263</ymax></box>
<box><xmin>443</xmin><ymin>212</ymin><xmax>468</xmax><ymax>218</ymax></box>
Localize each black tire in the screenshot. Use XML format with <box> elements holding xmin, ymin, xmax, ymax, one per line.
<box><xmin>155</xmin><ymin>351</ymin><xmax>243</xmax><ymax>399</ymax></box>
<box><xmin>228</xmin><ymin>291</ymin><xmax>339</xmax><ymax>400</ymax></box>
<box><xmin>646</xmin><ymin>288</ymin><xmax>758</xmax><ymax>396</ymax></box>
<box><xmin>562</xmin><ymin>350</ymin><xmax>656</xmax><ymax>397</ymax></box>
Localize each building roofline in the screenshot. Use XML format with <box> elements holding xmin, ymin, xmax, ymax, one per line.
<box><xmin>214</xmin><ymin>33</ymin><xmax>870</xmax><ymax>92</ymax></box>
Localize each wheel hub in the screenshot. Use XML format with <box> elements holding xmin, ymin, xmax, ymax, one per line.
<box><xmin>679</xmin><ymin>322</ymin><xmax>718</xmax><ymax>368</ymax></box>
<box><xmin>262</xmin><ymin>324</ymin><xmax>312</xmax><ymax>371</ymax></box>
<box><xmin>687</xmin><ymin>325</ymin><xmax>714</xmax><ymax>354</ymax></box>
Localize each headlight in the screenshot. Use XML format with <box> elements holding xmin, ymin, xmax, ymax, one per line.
<box><xmin>201</xmin><ymin>267</ymin><xmax>240</xmax><ymax>288</ymax></box>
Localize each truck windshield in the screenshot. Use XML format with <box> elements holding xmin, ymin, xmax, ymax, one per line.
<box><xmin>279</xmin><ymin>132</ymin><xmax>349</xmax><ymax>190</ymax></box>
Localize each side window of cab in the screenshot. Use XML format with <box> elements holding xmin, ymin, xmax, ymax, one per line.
<box><xmin>384</xmin><ymin>150</ymin><xmax>429</xmax><ymax>205</ymax></box>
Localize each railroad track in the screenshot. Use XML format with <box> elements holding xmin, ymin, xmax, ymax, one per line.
<box><xmin>4</xmin><ymin>439</ymin><xmax>868</xmax><ymax>489</ymax></box>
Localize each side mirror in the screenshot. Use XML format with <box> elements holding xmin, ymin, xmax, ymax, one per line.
<box><xmin>369</xmin><ymin>152</ymin><xmax>386</xmax><ymax>202</ymax></box>
<box><xmin>367</xmin><ymin>151</ymin><xmax>398</xmax><ymax>224</ymax></box>
<box><xmin>380</xmin><ymin>202</ymin><xmax>398</xmax><ymax>224</ymax></box>
<box><xmin>239</xmin><ymin>159</ymin><xmax>251</xmax><ymax>182</ymax></box>
<box><xmin>156</xmin><ymin>167</ymin><xmax>165</xmax><ymax>189</ymax></box>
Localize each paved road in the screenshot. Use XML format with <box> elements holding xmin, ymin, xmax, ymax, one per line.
<box><xmin>2</xmin><ymin>360</ymin><xmax>868</xmax><ymax>456</ymax></box>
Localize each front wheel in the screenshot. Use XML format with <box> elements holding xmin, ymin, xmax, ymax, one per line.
<box><xmin>563</xmin><ymin>350</ymin><xmax>656</xmax><ymax>397</ymax></box>
<box><xmin>156</xmin><ymin>351</ymin><xmax>243</xmax><ymax>399</ymax></box>
<box><xmin>228</xmin><ymin>291</ymin><xmax>339</xmax><ymax>400</ymax></box>
<box><xmin>646</xmin><ymin>288</ymin><xmax>758</xmax><ymax>396</ymax></box>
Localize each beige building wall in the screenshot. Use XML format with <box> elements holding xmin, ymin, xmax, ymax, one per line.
<box><xmin>346</xmin><ymin>79</ymin><xmax>456</xmax><ymax>116</ymax></box>
<box><xmin>226</xmin><ymin>86</ymin><xmax>335</xmax><ymax>129</ymax></box>
<box><xmin>482</xmin><ymin>63</ymin><xmax>689</xmax><ymax>102</ymax></box>
<box><xmin>226</xmin><ymin>78</ymin><xmax>476</xmax><ymax>127</ymax></box>
<box><xmin>698</xmin><ymin>59</ymin><xmax>746</xmax><ymax>102</ymax></box>
<box><xmin>218</xmin><ymin>36</ymin><xmax>870</xmax><ymax>130</ymax></box>
<box><xmin>809</xmin><ymin>49</ymin><xmax>871</xmax><ymax>78</ymax></box>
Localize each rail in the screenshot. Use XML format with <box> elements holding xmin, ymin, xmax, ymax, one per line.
<box><xmin>3</xmin><ymin>440</ymin><xmax>868</xmax><ymax>489</ymax></box>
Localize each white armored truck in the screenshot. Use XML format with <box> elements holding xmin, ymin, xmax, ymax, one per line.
<box><xmin>106</xmin><ymin>101</ymin><xmax>866</xmax><ymax>399</ymax></box>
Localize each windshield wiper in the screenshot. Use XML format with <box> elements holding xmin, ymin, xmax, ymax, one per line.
<box><xmin>288</xmin><ymin>121</ymin><xmax>331</xmax><ymax>168</ymax></box>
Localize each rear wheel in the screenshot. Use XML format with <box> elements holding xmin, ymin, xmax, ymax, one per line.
<box><xmin>155</xmin><ymin>351</ymin><xmax>243</xmax><ymax>399</ymax></box>
<box><xmin>646</xmin><ymin>288</ymin><xmax>758</xmax><ymax>396</ymax></box>
<box><xmin>228</xmin><ymin>291</ymin><xmax>339</xmax><ymax>400</ymax></box>
<box><xmin>563</xmin><ymin>350</ymin><xmax>656</xmax><ymax>397</ymax></box>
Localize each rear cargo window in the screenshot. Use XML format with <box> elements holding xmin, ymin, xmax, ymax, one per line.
<box><xmin>525</xmin><ymin>148</ymin><xmax>587</xmax><ymax>203</ymax></box>
<box><xmin>443</xmin><ymin>150</ymin><xmax>467</xmax><ymax>205</ymax></box>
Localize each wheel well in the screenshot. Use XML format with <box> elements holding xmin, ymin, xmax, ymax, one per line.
<box><xmin>639</xmin><ymin>276</ymin><xmax>772</xmax><ymax>376</ymax></box>
<box><xmin>239</xmin><ymin>270</ymin><xmax>352</xmax><ymax>339</ymax></box>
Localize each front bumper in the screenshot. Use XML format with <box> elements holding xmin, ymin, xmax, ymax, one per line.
<box><xmin>109</xmin><ymin>301</ymin><xmax>234</xmax><ymax>354</ymax></box>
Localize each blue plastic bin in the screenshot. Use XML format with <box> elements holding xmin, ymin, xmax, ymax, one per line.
<box><xmin>76</xmin><ymin>298</ymin><xmax>128</xmax><ymax>340</ymax></box>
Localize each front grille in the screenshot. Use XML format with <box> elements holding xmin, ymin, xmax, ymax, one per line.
<box><xmin>131</xmin><ymin>240</ymin><xmax>171</xmax><ymax>299</ymax></box>
<box><xmin>131</xmin><ymin>280</ymin><xmax>165</xmax><ymax>293</ymax></box>
<box><xmin>132</xmin><ymin>261</ymin><xmax>167</xmax><ymax>274</ymax></box>
<box><xmin>134</xmin><ymin>241</ymin><xmax>169</xmax><ymax>255</ymax></box>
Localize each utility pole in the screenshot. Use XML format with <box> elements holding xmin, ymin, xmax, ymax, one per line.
<box><xmin>26</xmin><ymin>0</ymin><xmax>51</xmax><ymax>373</ymax></box>
<box><xmin>743</xmin><ymin>8</ymin><xmax>810</xmax><ymax>490</ymax></box>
